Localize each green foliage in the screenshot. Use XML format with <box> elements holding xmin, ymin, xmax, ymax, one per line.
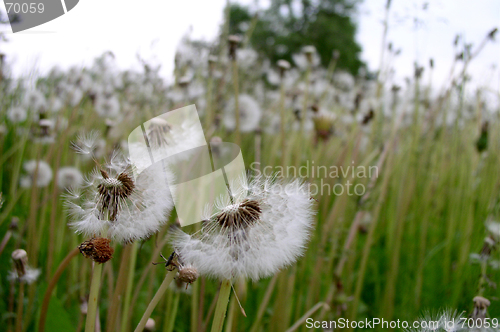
<box><xmin>229</xmin><ymin>0</ymin><xmax>365</xmax><ymax>74</ymax></box>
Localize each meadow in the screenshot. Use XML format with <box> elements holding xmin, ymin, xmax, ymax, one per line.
<box><xmin>0</xmin><ymin>8</ymin><xmax>499</xmax><ymax>332</ymax></box>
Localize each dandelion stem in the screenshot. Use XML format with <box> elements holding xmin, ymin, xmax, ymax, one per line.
<box><xmin>120</xmin><ymin>241</ymin><xmax>139</xmax><ymax>332</ymax></box>
<box><xmin>134</xmin><ymin>271</ymin><xmax>176</xmax><ymax>332</ymax></box>
<box><xmin>232</xmin><ymin>59</ymin><xmax>240</xmax><ymax>145</ymax></box>
<box><xmin>285</xmin><ymin>302</ymin><xmax>327</xmax><ymax>332</ymax></box>
<box><xmin>163</xmin><ymin>292</ymin><xmax>180</xmax><ymax>332</ymax></box>
<box><xmin>85</xmin><ymin>261</ymin><xmax>103</xmax><ymax>332</ymax></box>
<box><xmin>106</xmin><ymin>244</ymin><xmax>132</xmax><ymax>332</ymax></box>
<box><xmin>279</xmin><ymin>77</ymin><xmax>286</xmax><ymax>166</ymax></box>
<box><xmin>210</xmin><ymin>280</ymin><xmax>232</xmax><ymax>332</ymax></box>
<box><xmin>39</xmin><ymin>247</ymin><xmax>79</xmax><ymax>332</ymax></box>
<box><xmin>301</xmin><ymin>64</ymin><xmax>310</xmax><ymax>135</ymax></box>
<box><xmin>15</xmin><ymin>281</ymin><xmax>25</xmax><ymax>332</ymax></box>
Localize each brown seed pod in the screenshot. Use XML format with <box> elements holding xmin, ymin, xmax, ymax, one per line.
<box><xmin>178</xmin><ymin>266</ymin><xmax>199</xmax><ymax>285</ymax></box>
<box><xmin>78</xmin><ymin>238</ymin><xmax>114</xmax><ymax>263</ymax></box>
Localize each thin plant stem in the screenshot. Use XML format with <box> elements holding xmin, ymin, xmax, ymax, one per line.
<box><xmin>134</xmin><ymin>271</ymin><xmax>176</xmax><ymax>332</ymax></box>
<box><xmin>190</xmin><ymin>277</ymin><xmax>199</xmax><ymax>332</ymax></box>
<box><xmin>15</xmin><ymin>282</ymin><xmax>25</xmax><ymax>332</ymax></box>
<box><xmin>120</xmin><ymin>241</ymin><xmax>139</xmax><ymax>332</ymax></box>
<box><xmin>301</xmin><ymin>65</ymin><xmax>310</xmax><ymax>135</ymax></box>
<box><xmin>106</xmin><ymin>244</ymin><xmax>132</xmax><ymax>332</ymax></box>
<box><xmin>210</xmin><ymin>280</ymin><xmax>232</xmax><ymax>332</ymax></box>
<box><xmin>285</xmin><ymin>302</ymin><xmax>327</xmax><ymax>332</ymax></box>
<box><xmin>279</xmin><ymin>77</ymin><xmax>286</xmax><ymax>166</ymax></box>
<box><xmin>163</xmin><ymin>292</ymin><xmax>180</xmax><ymax>332</ymax></box>
<box><xmin>232</xmin><ymin>59</ymin><xmax>240</xmax><ymax>145</ymax></box>
<box><xmin>85</xmin><ymin>261</ymin><xmax>104</xmax><ymax>332</ymax></box>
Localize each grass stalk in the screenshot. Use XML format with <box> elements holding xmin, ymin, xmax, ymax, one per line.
<box><xmin>85</xmin><ymin>261</ymin><xmax>104</xmax><ymax>332</ymax></box>
<box><xmin>210</xmin><ymin>280</ymin><xmax>232</xmax><ymax>332</ymax></box>
<box><xmin>134</xmin><ymin>271</ymin><xmax>176</xmax><ymax>332</ymax></box>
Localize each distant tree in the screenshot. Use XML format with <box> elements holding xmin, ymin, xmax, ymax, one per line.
<box><xmin>229</xmin><ymin>0</ymin><xmax>365</xmax><ymax>75</ymax></box>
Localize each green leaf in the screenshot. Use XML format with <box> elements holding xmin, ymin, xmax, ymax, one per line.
<box><xmin>42</xmin><ymin>295</ymin><xmax>74</xmax><ymax>332</ymax></box>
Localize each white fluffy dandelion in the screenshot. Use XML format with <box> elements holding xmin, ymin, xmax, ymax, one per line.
<box><xmin>223</xmin><ymin>94</ymin><xmax>262</xmax><ymax>133</ymax></box>
<box><xmin>171</xmin><ymin>176</ymin><xmax>315</xmax><ymax>281</ymax></box>
<box><xmin>57</xmin><ymin>167</ymin><xmax>84</xmax><ymax>190</ymax></box>
<box><xmin>66</xmin><ymin>155</ymin><xmax>174</xmax><ymax>243</ymax></box>
<box><xmin>20</xmin><ymin>160</ymin><xmax>53</xmax><ymax>188</ymax></box>
<box><xmin>95</xmin><ymin>94</ymin><xmax>120</xmax><ymax>118</ymax></box>
<box><xmin>7</xmin><ymin>106</ymin><xmax>27</xmax><ymax>123</ymax></box>
<box><xmin>9</xmin><ymin>249</ymin><xmax>40</xmax><ymax>284</ymax></box>
<box><xmin>8</xmin><ymin>267</ymin><xmax>41</xmax><ymax>284</ymax></box>
<box><xmin>406</xmin><ymin>309</ymin><xmax>465</xmax><ymax>332</ymax></box>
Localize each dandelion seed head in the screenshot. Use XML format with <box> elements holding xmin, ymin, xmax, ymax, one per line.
<box><xmin>79</xmin><ymin>237</ymin><xmax>114</xmax><ymax>263</ymax></box>
<box><xmin>171</xmin><ymin>176</ymin><xmax>315</xmax><ymax>281</ymax></box>
<box><xmin>7</xmin><ymin>106</ymin><xmax>27</xmax><ymax>123</ymax></box>
<box><xmin>178</xmin><ymin>265</ymin><xmax>199</xmax><ymax>285</ymax></box>
<box><xmin>223</xmin><ymin>94</ymin><xmax>262</xmax><ymax>133</ymax></box>
<box><xmin>71</xmin><ymin>131</ymin><xmax>100</xmax><ymax>156</ymax></box>
<box><xmin>68</xmin><ymin>158</ymin><xmax>174</xmax><ymax>243</ymax></box>
<box><xmin>57</xmin><ymin>167</ymin><xmax>84</xmax><ymax>190</ymax></box>
<box><xmin>95</xmin><ymin>94</ymin><xmax>120</xmax><ymax>118</ymax></box>
<box><xmin>20</xmin><ymin>160</ymin><xmax>53</xmax><ymax>188</ymax></box>
<box><xmin>8</xmin><ymin>267</ymin><xmax>41</xmax><ymax>284</ymax></box>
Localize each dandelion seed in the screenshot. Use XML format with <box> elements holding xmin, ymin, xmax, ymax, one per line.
<box><xmin>171</xmin><ymin>176</ymin><xmax>315</xmax><ymax>281</ymax></box>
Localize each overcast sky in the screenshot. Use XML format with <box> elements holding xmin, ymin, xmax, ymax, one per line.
<box><xmin>0</xmin><ymin>0</ymin><xmax>498</xmax><ymax>92</ymax></box>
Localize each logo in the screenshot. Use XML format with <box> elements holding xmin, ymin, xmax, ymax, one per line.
<box><xmin>3</xmin><ymin>0</ymin><xmax>79</xmax><ymax>32</ymax></box>
<box><xmin>127</xmin><ymin>105</ymin><xmax>247</xmax><ymax>227</ymax></box>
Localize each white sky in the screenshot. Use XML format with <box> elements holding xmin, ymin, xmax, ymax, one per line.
<box><xmin>0</xmin><ymin>0</ymin><xmax>499</xmax><ymax>93</ymax></box>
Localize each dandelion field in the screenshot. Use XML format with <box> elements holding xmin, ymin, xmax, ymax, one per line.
<box><xmin>1</xmin><ymin>4</ymin><xmax>500</xmax><ymax>332</ymax></box>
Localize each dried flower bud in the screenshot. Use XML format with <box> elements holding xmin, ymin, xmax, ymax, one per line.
<box><xmin>488</xmin><ymin>28</ymin><xmax>498</xmax><ymax>41</ymax></box>
<box><xmin>178</xmin><ymin>266</ymin><xmax>199</xmax><ymax>285</ymax></box>
<box><xmin>303</xmin><ymin>45</ymin><xmax>316</xmax><ymax>64</ymax></box>
<box><xmin>332</xmin><ymin>50</ymin><xmax>340</xmax><ymax>60</ymax></box>
<box><xmin>228</xmin><ymin>35</ymin><xmax>241</xmax><ymax>60</ymax></box>
<box><xmin>414</xmin><ymin>65</ymin><xmax>424</xmax><ymax>79</ymax></box>
<box><xmin>38</xmin><ymin>119</ymin><xmax>54</xmax><ymax>138</ymax></box>
<box><xmin>472</xmin><ymin>296</ymin><xmax>490</xmax><ymax>320</ymax></box>
<box><xmin>178</xmin><ymin>75</ymin><xmax>191</xmax><ymax>88</ymax></box>
<box><xmin>277</xmin><ymin>59</ymin><xmax>290</xmax><ymax>70</ymax></box>
<box><xmin>208</xmin><ymin>55</ymin><xmax>218</xmax><ymax>73</ymax></box>
<box><xmin>208</xmin><ymin>55</ymin><xmax>218</xmax><ymax>65</ymax></box>
<box><xmin>79</xmin><ymin>238</ymin><xmax>114</xmax><ymax>263</ymax></box>
<box><xmin>277</xmin><ymin>59</ymin><xmax>291</xmax><ymax>78</ymax></box>
<box><xmin>145</xmin><ymin>318</ymin><xmax>156</xmax><ymax>331</ymax></box>
<box><xmin>12</xmin><ymin>249</ymin><xmax>28</xmax><ymax>278</ymax></box>
<box><xmin>429</xmin><ymin>58</ymin><xmax>434</xmax><ymax>68</ymax></box>
<box><xmin>361</xmin><ymin>109</ymin><xmax>375</xmax><ymax>125</ymax></box>
<box><xmin>9</xmin><ymin>217</ymin><xmax>19</xmax><ymax>230</ymax></box>
<box><xmin>80</xmin><ymin>298</ymin><xmax>88</xmax><ymax>315</ymax></box>
<box><xmin>210</xmin><ymin>136</ymin><xmax>223</xmax><ymax>157</ymax></box>
<box><xmin>228</xmin><ymin>35</ymin><xmax>241</xmax><ymax>45</ymax></box>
